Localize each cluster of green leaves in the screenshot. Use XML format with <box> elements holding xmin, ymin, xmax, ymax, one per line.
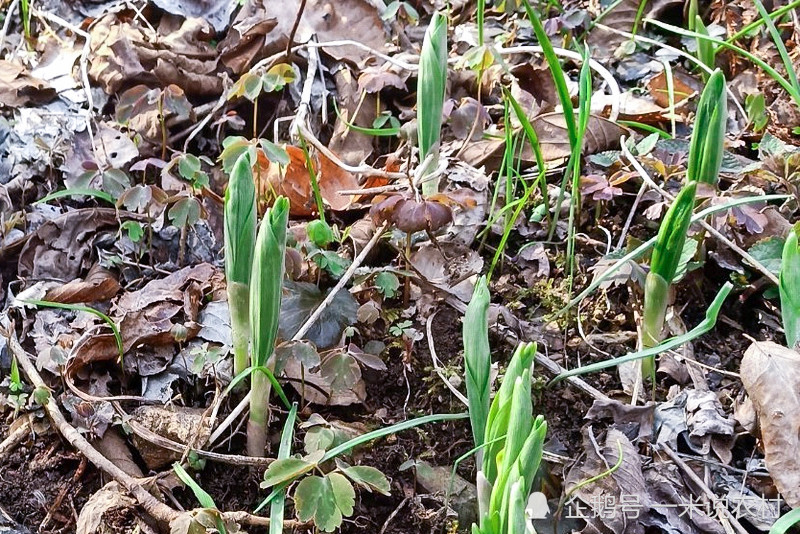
<box><xmin>474</xmin><ymin>343</ymin><xmax>547</xmax><ymax>534</ymax></box>
<box><xmin>463</xmin><ymin>280</ymin><xmax>547</xmax><ymax>533</ymax></box>
<box><xmin>258</xmin><ymin>412</ymin><xmax>467</xmax><ymax>531</ymax></box>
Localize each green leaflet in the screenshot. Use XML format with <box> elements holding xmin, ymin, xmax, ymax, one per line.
<box><xmin>780</xmin><ymin>225</ymin><xmax>800</xmax><ymax>349</ymax></box>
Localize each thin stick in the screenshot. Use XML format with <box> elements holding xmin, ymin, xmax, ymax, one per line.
<box><xmin>4</xmin><ymin>325</ymin><xmax>179</xmax><ymax>524</ymax></box>
<box><xmin>208</xmin><ymin>222</ymin><xmax>390</xmax><ymax>445</ymax></box>
<box><xmin>426</xmin><ymin>311</ymin><xmax>470</xmax><ymax>405</ymax></box>
<box><xmin>285</xmin><ymin>0</ymin><xmax>309</xmax><ymax>59</ymax></box>
<box><xmin>659</xmin><ymin>444</ymin><xmax>750</xmax><ymax>534</ymax></box>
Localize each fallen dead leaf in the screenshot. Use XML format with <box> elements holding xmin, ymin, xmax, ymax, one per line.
<box><xmin>740</xmin><ymin>340</ymin><xmax>800</xmax><ymax>507</ymax></box>
<box><xmin>0</xmin><ymin>59</ymin><xmax>56</xmax><ymax>108</ymax></box>
<box><xmin>45</xmin><ymin>264</ymin><xmax>120</xmax><ymax>304</ymax></box>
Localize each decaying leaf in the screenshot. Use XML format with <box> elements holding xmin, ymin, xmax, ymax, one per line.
<box><xmin>266</xmin><ymin>146</ymin><xmax>361</xmax><ymax>216</ymax></box>
<box><xmin>77</xmin><ymin>482</ymin><xmax>141</xmax><ymax>534</ymax></box>
<box><xmin>527</xmin><ymin>113</ymin><xmax>629</xmax><ymax>162</ymax></box>
<box><xmin>0</xmin><ymin>60</ymin><xmax>56</xmax><ymax>108</ymax></box>
<box><xmin>44</xmin><ymin>264</ymin><xmax>120</xmax><ymax>304</ymax></box>
<box><xmin>88</xmin><ymin>14</ymin><xmax>222</xmax><ymax>96</ymax></box>
<box><xmin>369</xmin><ymin>193</ymin><xmax>454</xmax><ymax>234</ymax></box>
<box><xmin>740</xmin><ymin>341</ymin><xmax>800</xmax><ymax>507</ymax></box>
<box><xmin>129</xmin><ymin>405</ymin><xmax>213</xmax><ymax>470</ymax></box>
<box><xmin>279</xmin><ymin>280</ymin><xmax>359</xmax><ymax>349</ymax></box>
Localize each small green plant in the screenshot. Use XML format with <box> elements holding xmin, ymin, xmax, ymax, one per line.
<box><xmin>780</xmin><ymin>224</ymin><xmax>800</xmax><ymax>349</ymax></box>
<box><xmin>687</xmin><ymin>70</ymin><xmax>727</xmax><ymax>185</ymax></box>
<box><xmin>474</xmin><ymin>343</ymin><xmax>547</xmax><ymax>534</ymax></box>
<box><xmin>258</xmin><ymin>413</ymin><xmax>466</xmax><ymax>531</ymax></box>
<box><xmin>463</xmin><ymin>281</ymin><xmax>547</xmax><ymax>534</ymax></box>
<box><xmin>5</xmin><ymin>357</ymin><xmax>27</xmax><ymax>416</ymax></box>
<box><xmin>173</xmin><ymin>463</ymin><xmax>232</xmax><ymax>534</ymax></box>
<box><xmin>417</xmin><ymin>11</ymin><xmax>448</xmax><ymax>196</ymax></box>
<box><xmin>225</xmin><ymin>153</ymin><xmax>257</xmax><ymax>377</ymax></box>
<box><xmin>640</xmin><ymin>181</ymin><xmax>697</xmax><ymax>378</ymax></box>
<box><xmin>640</xmin><ymin>70</ymin><xmax>726</xmax><ymax>378</ymax></box>
<box><xmin>463</xmin><ymin>276</ymin><xmax>491</xmax><ymax>458</ymax></box>
<box><xmin>248</xmin><ymin>196</ymin><xmax>290</xmax><ymax>457</ymax></box>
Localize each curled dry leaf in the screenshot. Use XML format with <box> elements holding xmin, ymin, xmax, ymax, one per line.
<box><xmin>740</xmin><ymin>340</ymin><xmax>800</xmax><ymax>507</ymax></box>
<box><xmin>77</xmin><ymin>482</ymin><xmax>142</xmax><ymax>534</ymax></box>
<box><xmin>17</xmin><ymin>208</ymin><xmax>128</xmax><ymax>281</ymax></box>
<box><xmin>88</xmin><ymin>14</ymin><xmax>221</xmax><ymax>96</ymax></box>
<box><xmin>45</xmin><ymin>264</ymin><xmax>120</xmax><ymax>304</ymax></box>
<box><xmin>0</xmin><ymin>60</ymin><xmax>56</xmax><ymax>108</ymax></box>
<box><xmin>265</xmin><ymin>146</ymin><xmax>360</xmax><ymax>216</ymax></box>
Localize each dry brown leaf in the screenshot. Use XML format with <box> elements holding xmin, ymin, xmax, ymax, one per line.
<box><xmin>267</xmin><ymin>146</ymin><xmax>360</xmax><ymax>216</ymax></box>
<box><xmin>527</xmin><ymin>113</ymin><xmax>629</xmax><ymax>162</ymax></box>
<box><xmin>329</xmin><ymin>67</ymin><xmax>377</xmax><ymax>166</ymax></box>
<box><xmin>646</xmin><ymin>69</ymin><xmax>701</xmax><ymax>109</ymax></box>
<box><xmin>0</xmin><ymin>60</ymin><xmax>56</xmax><ymax>108</ymax></box>
<box><xmin>77</xmin><ymin>482</ymin><xmax>141</xmax><ymax>534</ymax></box>
<box><xmin>129</xmin><ymin>406</ymin><xmax>212</xmax><ymax>470</ymax></box>
<box><xmin>88</xmin><ymin>14</ymin><xmax>221</xmax><ymax>96</ymax></box>
<box><xmin>740</xmin><ymin>340</ymin><xmax>800</xmax><ymax>507</ymax></box>
<box><xmin>18</xmin><ymin>208</ymin><xmax>127</xmax><ymax>281</ymax></box>
<box><xmin>253</xmin><ymin>0</ymin><xmax>387</xmax><ymax>65</ymax></box>
<box><xmin>45</xmin><ymin>264</ymin><xmax>120</xmax><ymax>304</ymax></box>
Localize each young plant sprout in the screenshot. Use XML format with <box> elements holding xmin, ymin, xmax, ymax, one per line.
<box><xmin>463</xmin><ymin>276</ymin><xmax>491</xmax><ymax>461</ymax></box>
<box><xmin>417</xmin><ymin>11</ymin><xmax>447</xmax><ymax>196</ymax></box>
<box><xmin>224</xmin><ymin>153</ymin><xmax>257</xmax><ymax>377</ymax></box>
<box><xmin>641</xmin><ymin>181</ymin><xmax>697</xmax><ymax>377</ymax></box>
<box><xmin>463</xmin><ymin>281</ymin><xmax>547</xmax><ymax>534</ymax></box>
<box><xmin>641</xmin><ymin>70</ymin><xmax>726</xmax><ymax>378</ymax></box>
<box><xmin>476</xmin><ymin>342</ymin><xmax>547</xmax><ymax>534</ymax></box>
<box><xmin>687</xmin><ymin>70</ymin><xmax>727</xmax><ymax>185</ymax></box>
<box><xmin>780</xmin><ymin>224</ymin><xmax>800</xmax><ymax>349</ymax></box>
<box><xmin>248</xmin><ymin>196</ymin><xmax>290</xmax><ymax>457</ymax></box>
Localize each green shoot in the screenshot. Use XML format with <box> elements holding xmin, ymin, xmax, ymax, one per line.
<box><xmin>255</xmin><ymin>412</ymin><xmax>469</xmax><ymax>512</ymax></box>
<box><xmin>559</xmin><ymin>194</ymin><xmax>791</xmax><ymax>315</ymax></box>
<box><xmin>464</xmin><ymin>276</ymin><xmax>491</xmax><ymax>459</ymax></box>
<box><xmin>687</xmin><ymin>70</ymin><xmax>727</xmax><ymax>185</ymax></box>
<box><xmin>270</xmin><ymin>403</ymin><xmax>298</xmax><ymax>534</ymax></box>
<box><xmin>565</xmin><ymin>44</ymin><xmax>593</xmax><ymax>291</ymax></box>
<box><xmin>248</xmin><ymin>196</ymin><xmax>290</xmax><ymax>457</ymax></box>
<box><xmin>752</xmin><ymin>0</ymin><xmax>800</xmax><ymax>98</ymax></box>
<box><xmin>693</xmin><ymin>15</ymin><xmax>716</xmax><ymax>79</ymax></box>
<box><xmin>21</xmin><ymin>300</ymin><xmax>123</xmax><ymax>365</ymax></box>
<box><xmin>476</xmin><ymin>342</ymin><xmax>547</xmax><ymax>534</ymax></box>
<box><xmin>647</xmin><ymin>19</ymin><xmax>800</xmax><ymax>107</ymax></box>
<box><xmin>780</xmin><ymin>224</ymin><xmax>800</xmax><ymax>349</ymax></box>
<box><xmin>35</xmin><ymin>188</ymin><xmax>116</xmax><ymax>206</ymax></box>
<box><xmin>417</xmin><ymin>11</ymin><xmax>448</xmax><ymax>196</ymax></box>
<box><xmin>173</xmin><ymin>463</ymin><xmax>228</xmax><ymax>534</ymax></box>
<box><xmin>641</xmin><ymin>181</ymin><xmax>698</xmax><ymax>377</ymax></box>
<box><xmin>224</xmin><ymin>153</ymin><xmax>257</xmax><ymax>377</ymax></box>
<box><xmin>727</xmin><ymin>0</ymin><xmax>800</xmax><ymax>43</ymax></box>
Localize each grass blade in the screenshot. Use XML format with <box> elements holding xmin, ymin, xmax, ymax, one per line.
<box><xmin>552</xmin><ymin>282</ymin><xmax>733</xmax><ymax>383</ymax></box>
<box><xmin>270</xmin><ymin>403</ymin><xmax>298</xmax><ymax>534</ymax></box>
<box><xmin>780</xmin><ymin>225</ymin><xmax>800</xmax><ymax>349</ymax></box>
